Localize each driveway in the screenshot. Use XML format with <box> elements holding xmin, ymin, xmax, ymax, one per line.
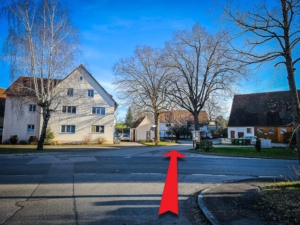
<box><xmin>0</xmin><ymin>142</ymin><xmax>298</xmax><ymax>224</ymax></box>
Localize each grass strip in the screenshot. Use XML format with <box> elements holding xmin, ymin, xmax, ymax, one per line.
<box><xmin>191</xmin><ymin>147</ymin><xmax>298</xmax><ymax>159</ymax></box>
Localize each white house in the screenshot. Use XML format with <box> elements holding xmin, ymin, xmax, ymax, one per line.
<box><xmin>159</xmin><ymin>110</ymin><xmax>210</xmax><ymax>138</ymax></box>
<box><xmin>130</xmin><ymin>116</ymin><xmax>154</xmax><ymax>141</ymax></box>
<box><xmin>2</xmin><ymin>65</ymin><xmax>118</xmax><ymax>144</ymax></box>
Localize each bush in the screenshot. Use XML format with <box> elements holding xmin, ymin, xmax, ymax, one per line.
<box><xmin>9</xmin><ymin>135</ymin><xmax>18</xmax><ymax>144</ymax></box>
<box><xmin>28</xmin><ymin>136</ymin><xmax>38</xmax><ymax>145</ymax></box>
<box><xmin>82</xmin><ymin>135</ymin><xmax>93</xmax><ymax>145</ymax></box>
<box><xmin>95</xmin><ymin>137</ymin><xmax>107</xmax><ymax>144</ymax></box>
<box><xmin>200</xmin><ymin>139</ymin><xmax>213</xmax><ymax>152</ymax></box>
<box><xmin>18</xmin><ymin>140</ymin><xmax>28</xmax><ymax>144</ymax></box>
<box><xmin>44</xmin><ymin>128</ymin><xmax>55</xmax><ymax>145</ymax></box>
<box><xmin>255</xmin><ymin>138</ymin><xmax>261</xmax><ymax>152</ymax></box>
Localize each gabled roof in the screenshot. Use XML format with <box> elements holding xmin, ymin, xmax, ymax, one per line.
<box><xmin>0</xmin><ymin>88</ymin><xmax>6</xmax><ymax>98</ymax></box>
<box><xmin>228</xmin><ymin>90</ymin><xmax>297</xmax><ymax>127</ymax></box>
<box><xmin>4</xmin><ymin>77</ymin><xmax>60</xmax><ymax>96</ymax></box>
<box><xmin>75</xmin><ymin>64</ymin><xmax>118</xmax><ymax>109</ymax></box>
<box><xmin>160</xmin><ymin>110</ymin><xmax>208</xmax><ymax>124</ymax></box>
<box><xmin>132</xmin><ymin>116</ymin><xmax>146</xmax><ymax>128</ymax></box>
<box><xmin>3</xmin><ymin>65</ymin><xmax>118</xmax><ymax>109</ymax></box>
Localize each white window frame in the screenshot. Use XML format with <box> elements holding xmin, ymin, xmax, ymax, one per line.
<box><xmin>27</xmin><ymin>124</ymin><xmax>35</xmax><ymax>133</ymax></box>
<box><xmin>62</xmin><ymin>106</ymin><xmax>77</xmax><ymax>114</ymax></box>
<box><xmin>90</xmin><ymin>125</ymin><xmax>104</xmax><ymax>133</ymax></box>
<box><xmin>29</xmin><ymin>104</ymin><xmax>36</xmax><ymax>112</ymax></box>
<box><xmin>92</xmin><ymin>107</ymin><xmax>105</xmax><ymax>115</ymax></box>
<box><xmin>61</xmin><ymin>125</ymin><xmax>76</xmax><ymax>133</ymax></box>
<box><xmin>88</xmin><ymin>89</ymin><xmax>94</xmax><ymax>97</ymax></box>
<box><xmin>246</xmin><ymin>128</ymin><xmax>252</xmax><ymax>134</ymax></box>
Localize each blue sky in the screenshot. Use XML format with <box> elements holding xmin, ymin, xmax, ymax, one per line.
<box><xmin>0</xmin><ymin>0</ymin><xmax>297</xmax><ymax>120</ymax></box>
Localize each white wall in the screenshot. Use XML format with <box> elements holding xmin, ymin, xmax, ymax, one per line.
<box><xmin>2</xmin><ymin>96</ymin><xmax>41</xmax><ymax>142</ymax></box>
<box><xmin>227</xmin><ymin>127</ymin><xmax>255</xmax><ymax>138</ymax></box>
<box><xmin>2</xmin><ymin>66</ymin><xmax>116</xmax><ymax>144</ymax></box>
<box><xmin>133</xmin><ymin>117</ymin><xmax>154</xmax><ymax>141</ymax></box>
<box><xmin>48</xmin><ymin>66</ymin><xmax>116</xmax><ymax>144</ymax></box>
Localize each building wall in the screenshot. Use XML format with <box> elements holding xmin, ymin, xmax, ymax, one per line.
<box><xmin>228</xmin><ymin>126</ymin><xmax>292</xmax><ymax>143</ymax></box>
<box><xmin>254</xmin><ymin>126</ymin><xmax>292</xmax><ymax>143</ymax></box>
<box><xmin>227</xmin><ymin>127</ymin><xmax>255</xmax><ymax>139</ymax></box>
<box><xmin>47</xmin><ymin>67</ymin><xmax>116</xmax><ymax>144</ymax></box>
<box><xmin>2</xmin><ymin>66</ymin><xmax>116</xmax><ymax>144</ymax></box>
<box><xmin>2</xmin><ymin>96</ymin><xmax>41</xmax><ymax>142</ymax></box>
<box><xmin>159</xmin><ymin>122</ymin><xmax>172</xmax><ymax>137</ymax></box>
<box><xmin>134</xmin><ymin>117</ymin><xmax>154</xmax><ymax>141</ymax></box>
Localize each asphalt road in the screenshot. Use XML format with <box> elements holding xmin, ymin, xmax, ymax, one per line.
<box><xmin>0</xmin><ymin>142</ymin><xmax>298</xmax><ymax>224</ymax></box>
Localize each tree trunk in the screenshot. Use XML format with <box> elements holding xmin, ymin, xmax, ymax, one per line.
<box><xmin>193</xmin><ymin>111</ymin><xmax>201</xmax><ymax>149</ymax></box>
<box><xmin>37</xmin><ymin>107</ymin><xmax>51</xmax><ymax>151</ymax></box>
<box><xmin>154</xmin><ymin>113</ymin><xmax>160</xmax><ymax>144</ymax></box>
<box><xmin>286</xmin><ymin>62</ymin><xmax>300</xmax><ymax>165</ymax></box>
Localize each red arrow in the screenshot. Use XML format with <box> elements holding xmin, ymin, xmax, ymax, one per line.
<box><xmin>158</xmin><ymin>150</ymin><xmax>186</xmax><ymax>215</ymax></box>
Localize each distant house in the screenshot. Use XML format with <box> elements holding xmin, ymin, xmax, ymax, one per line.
<box><xmin>159</xmin><ymin>110</ymin><xmax>209</xmax><ymax>138</ymax></box>
<box><xmin>228</xmin><ymin>90</ymin><xmax>296</xmax><ymax>143</ymax></box>
<box><xmin>0</xmin><ymin>88</ymin><xmax>6</xmax><ymax>141</ymax></box>
<box><xmin>2</xmin><ymin>65</ymin><xmax>118</xmax><ymax>144</ymax></box>
<box><xmin>130</xmin><ymin>116</ymin><xmax>154</xmax><ymax>141</ymax></box>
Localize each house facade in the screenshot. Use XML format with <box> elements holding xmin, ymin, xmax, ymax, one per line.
<box><xmin>228</xmin><ymin>91</ymin><xmax>296</xmax><ymax>143</ymax></box>
<box><xmin>130</xmin><ymin>116</ymin><xmax>154</xmax><ymax>141</ymax></box>
<box><xmin>0</xmin><ymin>88</ymin><xmax>6</xmax><ymax>141</ymax></box>
<box><xmin>159</xmin><ymin>110</ymin><xmax>209</xmax><ymax>138</ymax></box>
<box><xmin>2</xmin><ymin>65</ymin><xmax>118</xmax><ymax>144</ymax></box>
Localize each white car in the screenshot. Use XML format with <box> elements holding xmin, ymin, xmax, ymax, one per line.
<box><xmin>120</xmin><ymin>134</ymin><xmax>130</xmax><ymax>141</ymax></box>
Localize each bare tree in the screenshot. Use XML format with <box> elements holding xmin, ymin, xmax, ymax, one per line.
<box><xmin>1</xmin><ymin>0</ymin><xmax>80</xmax><ymax>150</ymax></box>
<box><xmin>219</xmin><ymin>0</ymin><xmax>300</xmax><ymax>164</ymax></box>
<box><xmin>164</xmin><ymin>23</ymin><xmax>246</xmax><ymax>131</ymax></box>
<box><xmin>113</xmin><ymin>46</ymin><xmax>173</xmax><ymax>142</ymax></box>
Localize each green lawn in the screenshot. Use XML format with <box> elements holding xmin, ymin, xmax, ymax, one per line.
<box><xmin>191</xmin><ymin>147</ymin><xmax>298</xmax><ymax>159</ymax></box>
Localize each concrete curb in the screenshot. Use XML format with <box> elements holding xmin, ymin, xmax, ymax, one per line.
<box><xmin>197</xmin><ymin>177</ymin><xmax>282</xmax><ymax>225</ymax></box>
<box><xmin>198</xmin><ymin>184</ymin><xmax>221</xmax><ymax>225</ymax></box>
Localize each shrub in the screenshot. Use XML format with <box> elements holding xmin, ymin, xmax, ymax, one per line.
<box><xmin>9</xmin><ymin>135</ymin><xmax>18</xmax><ymax>144</ymax></box>
<box><xmin>95</xmin><ymin>137</ymin><xmax>107</xmax><ymax>144</ymax></box>
<box><xmin>28</xmin><ymin>136</ymin><xmax>38</xmax><ymax>144</ymax></box>
<box><xmin>200</xmin><ymin>139</ymin><xmax>213</xmax><ymax>152</ymax></box>
<box><xmin>82</xmin><ymin>135</ymin><xmax>93</xmax><ymax>145</ymax></box>
<box><xmin>255</xmin><ymin>138</ymin><xmax>261</xmax><ymax>152</ymax></box>
<box><xmin>44</xmin><ymin>128</ymin><xmax>55</xmax><ymax>145</ymax></box>
<box><xmin>18</xmin><ymin>140</ymin><xmax>28</xmax><ymax>144</ymax></box>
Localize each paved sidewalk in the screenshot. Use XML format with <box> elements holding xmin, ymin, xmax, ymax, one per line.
<box><xmin>198</xmin><ymin>178</ymin><xmax>285</xmax><ymax>225</ymax></box>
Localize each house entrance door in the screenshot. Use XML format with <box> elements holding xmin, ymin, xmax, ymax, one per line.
<box><xmin>230</xmin><ymin>131</ymin><xmax>235</xmax><ymax>138</ymax></box>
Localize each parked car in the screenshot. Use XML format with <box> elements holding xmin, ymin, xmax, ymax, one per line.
<box><xmin>239</xmin><ymin>136</ymin><xmax>258</xmax><ymax>145</ymax></box>
<box><xmin>120</xmin><ymin>134</ymin><xmax>130</xmax><ymax>141</ymax></box>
